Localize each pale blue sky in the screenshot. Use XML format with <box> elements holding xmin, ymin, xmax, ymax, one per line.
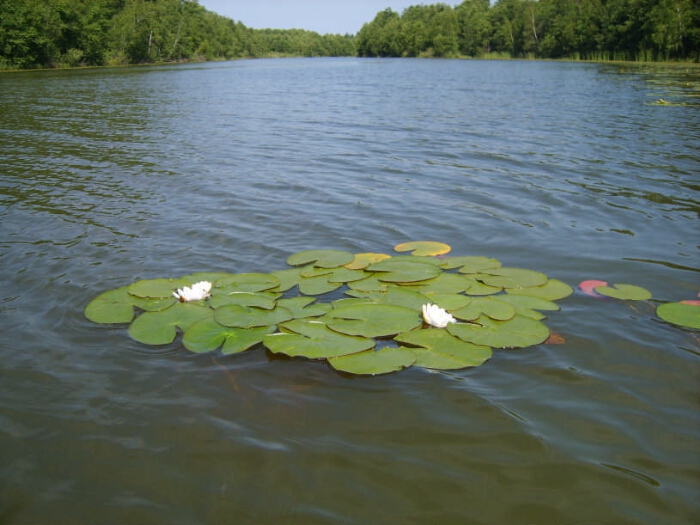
<box><xmin>197</xmin><ymin>0</ymin><xmax>427</xmax><ymax>35</ymax></box>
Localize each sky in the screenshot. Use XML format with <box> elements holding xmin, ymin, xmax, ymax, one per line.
<box><xmin>196</xmin><ymin>1</ymin><xmax>425</xmax><ymax>36</ymax></box>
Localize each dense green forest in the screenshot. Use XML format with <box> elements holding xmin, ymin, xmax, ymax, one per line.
<box><xmin>0</xmin><ymin>0</ymin><xmax>355</xmax><ymax>69</ymax></box>
<box><xmin>1</xmin><ymin>0</ymin><xmax>698</xmax><ymax>69</ymax></box>
<box><xmin>357</xmin><ymin>0</ymin><xmax>700</xmax><ymax>60</ymax></box>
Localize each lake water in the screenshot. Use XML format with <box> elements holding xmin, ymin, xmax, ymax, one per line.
<box><xmin>0</xmin><ymin>58</ymin><xmax>698</xmax><ymax>524</ymax></box>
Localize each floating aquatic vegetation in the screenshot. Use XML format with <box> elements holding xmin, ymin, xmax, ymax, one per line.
<box><xmin>85</xmin><ymin>241</ymin><xmax>694</xmax><ymax>376</ymax></box>
<box><xmin>656</xmin><ymin>302</ymin><xmax>700</xmax><ymax>330</ymax></box>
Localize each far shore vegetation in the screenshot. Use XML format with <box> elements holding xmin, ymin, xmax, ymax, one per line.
<box><xmin>1</xmin><ymin>0</ymin><xmax>698</xmax><ymax>71</ymax></box>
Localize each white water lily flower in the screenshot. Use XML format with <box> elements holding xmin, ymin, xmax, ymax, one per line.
<box><xmin>422</xmin><ymin>303</ymin><xmax>456</xmax><ymax>328</ymax></box>
<box><xmin>173</xmin><ymin>281</ymin><xmax>212</xmax><ymax>302</ymax></box>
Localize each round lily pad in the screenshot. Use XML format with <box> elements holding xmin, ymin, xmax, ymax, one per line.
<box><xmin>367</xmin><ymin>259</ymin><xmax>442</xmax><ymax>283</ymax></box>
<box><xmin>344</xmin><ymin>286</ymin><xmax>430</xmax><ymax>311</ymax></box>
<box><xmin>451</xmin><ymin>297</ymin><xmax>516</xmax><ymax>322</ymax></box>
<box><xmin>214</xmin><ymin>304</ymin><xmax>293</xmax><ymax>329</ymax></box>
<box><xmin>394</xmin><ymin>241</ymin><xmax>451</xmax><ymax>256</ymax></box>
<box><xmin>215</xmin><ymin>273</ymin><xmax>280</xmax><ymax>293</ymax></box>
<box><xmin>447</xmin><ymin>314</ymin><xmax>550</xmax><ymax>349</ymax></box>
<box><xmin>594</xmin><ymin>284</ymin><xmax>652</xmax><ymax>301</ymax></box>
<box><xmin>128</xmin><ymin>303</ymin><xmax>213</xmax><ymax>345</ymax></box>
<box><xmin>409</xmin><ymin>273</ymin><xmax>476</xmax><ymax>294</ymax></box>
<box><xmin>128</xmin><ymin>278</ymin><xmax>190</xmax><ymax>299</ymax></box>
<box><xmin>324</xmin><ymin>303</ymin><xmax>421</xmax><ymax>338</ymax></box>
<box><xmin>264</xmin><ymin>319</ymin><xmax>374</xmax><ymax>359</ymax></box>
<box><xmin>657</xmin><ymin>302</ymin><xmax>700</xmax><ymax>329</ymax></box>
<box><xmin>328</xmin><ymin>347</ymin><xmax>416</xmax><ymax>375</ymax></box>
<box><xmin>208</xmin><ymin>291</ymin><xmax>277</xmax><ymax>309</ymax></box>
<box><xmin>276</xmin><ymin>297</ymin><xmax>331</xmax><ymax>319</ymax></box>
<box><xmin>183</xmin><ymin>319</ymin><xmax>274</xmax><ymax>354</ymax></box>
<box><xmin>506</xmin><ymin>279</ymin><xmax>574</xmax><ymax>301</ymax></box>
<box><xmin>268</xmin><ymin>266</ymin><xmax>312</xmax><ymax>292</ymax></box>
<box><xmin>298</xmin><ymin>274</ymin><xmax>343</xmax><ymax>296</ymax></box>
<box><xmin>477</xmin><ymin>268</ymin><xmax>548</xmax><ymax>290</ymax></box>
<box><xmin>395</xmin><ymin>329</ymin><xmax>492</xmax><ymax>370</ymax></box>
<box><xmin>498</xmin><ymin>294</ymin><xmax>560</xmax><ymax>320</ymax></box>
<box><xmin>287</xmin><ymin>249</ymin><xmax>355</xmax><ymax>268</ymax></box>
<box><xmin>462</xmin><ymin>277</ymin><xmax>503</xmax><ymax>296</ymax></box>
<box><xmin>441</xmin><ymin>256</ymin><xmax>502</xmax><ymax>273</ymax></box>
<box><xmin>85</xmin><ymin>287</ymin><xmax>136</xmax><ymax>324</ymax></box>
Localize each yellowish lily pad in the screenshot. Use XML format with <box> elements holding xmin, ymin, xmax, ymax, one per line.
<box><xmin>394</xmin><ymin>241</ymin><xmax>451</xmax><ymax>256</ymax></box>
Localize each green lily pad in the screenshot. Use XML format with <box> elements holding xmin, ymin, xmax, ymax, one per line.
<box><xmin>328</xmin><ymin>347</ymin><xmax>416</xmax><ymax>375</ymax></box>
<box><xmin>128</xmin><ymin>303</ymin><xmax>213</xmax><ymax>345</ymax></box>
<box><xmin>477</xmin><ymin>268</ymin><xmax>548</xmax><ymax>290</ymax></box>
<box><xmin>276</xmin><ymin>297</ymin><xmax>332</xmax><ymax>319</ymax></box>
<box><xmin>462</xmin><ymin>276</ymin><xmax>503</xmax><ymax>296</ymax></box>
<box><xmin>85</xmin><ymin>287</ymin><xmax>136</xmax><ymax>324</ymax></box>
<box><xmin>594</xmin><ymin>284</ymin><xmax>652</xmax><ymax>301</ymax></box>
<box><xmin>344</xmin><ymin>286</ymin><xmax>430</xmax><ymax>311</ymax></box>
<box><xmin>327</xmin><ymin>267</ymin><xmax>368</xmax><ymax>284</ymax></box>
<box><xmin>367</xmin><ymin>259</ymin><xmax>442</xmax><ymax>283</ymax></box>
<box><xmin>128</xmin><ymin>278</ymin><xmax>190</xmax><ymax>299</ymax></box>
<box><xmin>324</xmin><ymin>303</ymin><xmax>421</xmax><ymax>338</ymax></box>
<box><xmin>657</xmin><ymin>302</ymin><xmax>700</xmax><ymax>329</ymax></box>
<box><xmin>394</xmin><ymin>241</ymin><xmax>451</xmax><ymax>256</ymax></box>
<box><xmin>498</xmin><ymin>294</ymin><xmax>560</xmax><ymax>320</ymax></box>
<box><xmin>268</xmin><ymin>266</ymin><xmax>312</xmax><ymax>292</ymax></box>
<box><xmin>298</xmin><ymin>274</ymin><xmax>343</xmax><ymax>296</ymax></box>
<box><xmin>451</xmin><ymin>297</ymin><xmax>516</xmax><ymax>322</ymax></box>
<box><xmin>408</xmin><ymin>273</ymin><xmax>476</xmax><ymax>294</ymax></box>
<box><xmin>214</xmin><ymin>304</ymin><xmax>293</xmax><ymax>328</ymax></box>
<box><xmin>208</xmin><ymin>291</ymin><xmax>277</xmax><ymax>309</ymax></box>
<box><xmin>441</xmin><ymin>256</ymin><xmax>502</xmax><ymax>273</ymax></box>
<box><xmin>424</xmin><ymin>293</ymin><xmax>473</xmax><ymax>311</ymax></box>
<box><xmin>215</xmin><ymin>273</ymin><xmax>280</xmax><ymax>293</ymax></box>
<box><xmin>181</xmin><ymin>272</ymin><xmax>234</xmax><ymax>285</ymax></box>
<box><xmin>347</xmin><ymin>275</ymin><xmax>390</xmax><ymax>293</ymax></box>
<box><xmin>287</xmin><ymin>249</ymin><xmax>355</xmax><ymax>269</ymax></box>
<box><xmin>264</xmin><ymin>319</ymin><xmax>374</xmax><ymax>359</ymax></box>
<box><xmin>395</xmin><ymin>329</ymin><xmax>492</xmax><ymax>370</ymax></box>
<box><xmin>447</xmin><ymin>314</ymin><xmax>550</xmax><ymax>349</ymax></box>
<box><xmin>183</xmin><ymin>319</ymin><xmax>274</xmax><ymax>354</ymax></box>
<box><xmin>506</xmin><ymin>278</ymin><xmax>574</xmax><ymax>301</ymax></box>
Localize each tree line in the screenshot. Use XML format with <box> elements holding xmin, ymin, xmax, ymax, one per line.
<box><xmin>1</xmin><ymin>0</ymin><xmax>698</xmax><ymax>69</ymax></box>
<box><xmin>357</xmin><ymin>0</ymin><xmax>699</xmax><ymax>61</ymax></box>
<box><xmin>0</xmin><ymin>0</ymin><xmax>355</xmax><ymax>69</ymax></box>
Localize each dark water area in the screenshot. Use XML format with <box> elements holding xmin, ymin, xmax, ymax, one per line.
<box><xmin>0</xmin><ymin>58</ymin><xmax>698</xmax><ymax>524</ymax></box>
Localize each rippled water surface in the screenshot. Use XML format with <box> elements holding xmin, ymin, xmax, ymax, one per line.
<box><xmin>1</xmin><ymin>58</ymin><xmax>699</xmax><ymax>524</ymax></box>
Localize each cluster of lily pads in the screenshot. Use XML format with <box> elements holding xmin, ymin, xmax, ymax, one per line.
<box><xmin>85</xmin><ymin>241</ymin><xmax>699</xmax><ymax>375</ymax></box>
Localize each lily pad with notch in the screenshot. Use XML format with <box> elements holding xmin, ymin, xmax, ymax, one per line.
<box><xmin>395</xmin><ymin>328</ymin><xmax>492</xmax><ymax>370</ymax></box>
<box><xmin>506</xmin><ymin>278</ymin><xmax>573</xmax><ymax>301</ymax></box>
<box><xmin>183</xmin><ymin>319</ymin><xmax>275</xmax><ymax>354</ymax></box>
<box><xmin>448</xmin><ymin>314</ymin><xmax>550</xmax><ymax>349</ymax></box>
<box><xmin>287</xmin><ymin>249</ymin><xmax>355</xmax><ymax>269</ymax></box>
<box><xmin>263</xmin><ymin>319</ymin><xmax>374</xmax><ymax>359</ymax></box>
<box><xmin>128</xmin><ymin>302</ymin><xmax>213</xmax><ymax>345</ymax></box>
<box><xmin>594</xmin><ymin>284</ymin><xmax>652</xmax><ymax>301</ymax></box>
<box><xmin>394</xmin><ymin>241</ymin><xmax>451</xmax><ymax>257</ymax></box>
<box><xmin>215</xmin><ymin>304</ymin><xmax>293</xmax><ymax>329</ymax></box>
<box><xmin>323</xmin><ymin>303</ymin><xmax>422</xmax><ymax>338</ymax></box>
<box><xmin>328</xmin><ymin>347</ymin><xmax>416</xmax><ymax>375</ymax></box>
<box><xmin>367</xmin><ymin>258</ymin><xmax>442</xmax><ymax>284</ymax></box>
